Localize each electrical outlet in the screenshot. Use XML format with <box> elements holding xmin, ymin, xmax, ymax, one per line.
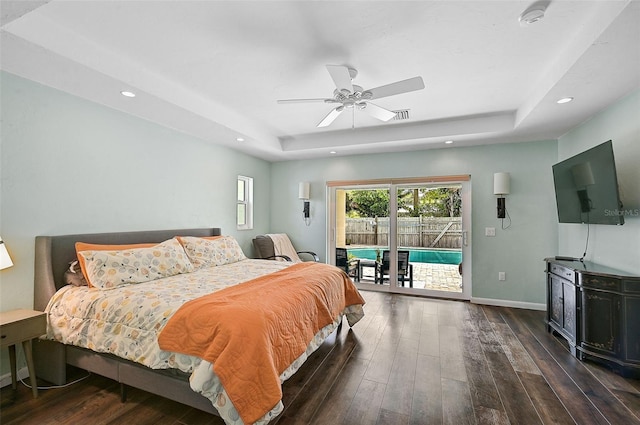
<box><xmin>499</xmin><ymin>272</ymin><xmax>506</xmax><ymax>281</ymax></box>
<box><xmin>485</xmin><ymin>227</ymin><xmax>496</xmax><ymax>237</ymax></box>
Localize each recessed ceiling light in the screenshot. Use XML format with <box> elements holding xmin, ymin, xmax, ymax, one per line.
<box><xmin>557</xmin><ymin>97</ymin><xmax>574</xmax><ymax>104</ymax></box>
<box><xmin>329</xmin><ymin>151</ymin><xmax>337</xmax><ymax>154</ymax></box>
<box><xmin>120</xmin><ymin>91</ymin><xmax>136</xmax><ymax>98</ymax></box>
<box><xmin>445</xmin><ymin>140</ymin><xmax>454</xmax><ymax>145</ymax></box>
<box><xmin>236</xmin><ymin>137</ymin><xmax>245</xmax><ymax>142</ymax></box>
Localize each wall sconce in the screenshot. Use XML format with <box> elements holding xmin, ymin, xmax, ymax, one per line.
<box><xmin>493</xmin><ymin>172</ymin><xmax>510</xmax><ymax>219</ymax></box>
<box><xmin>298</xmin><ymin>182</ymin><xmax>310</xmax><ymax>226</ymax></box>
<box><xmin>0</xmin><ymin>236</ymin><xmax>14</xmax><ymax>270</ymax></box>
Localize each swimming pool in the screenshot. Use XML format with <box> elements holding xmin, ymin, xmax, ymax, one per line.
<box><xmin>347</xmin><ymin>248</ymin><xmax>462</xmax><ymax>265</ymax></box>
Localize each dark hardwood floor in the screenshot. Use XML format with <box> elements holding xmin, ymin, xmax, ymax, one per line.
<box><xmin>2</xmin><ymin>291</ymin><xmax>639</xmax><ymax>424</ymax></box>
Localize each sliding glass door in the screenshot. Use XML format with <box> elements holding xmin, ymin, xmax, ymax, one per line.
<box><xmin>335</xmin><ymin>186</ymin><xmax>390</xmax><ymax>289</ymax></box>
<box><xmin>394</xmin><ymin>183</ymin><xmax>464</xmax><ymax>296</ymax></box>
<box><xmin>328</xmin><ymin>177</ymin><xmax>470</xmax><ymax>300</ymax></box>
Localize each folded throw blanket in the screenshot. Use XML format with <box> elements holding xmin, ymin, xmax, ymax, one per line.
<box><xmin>267</xmin><ymin>233</ymin><xmax>301</xmax><ymax>262</ymax></box>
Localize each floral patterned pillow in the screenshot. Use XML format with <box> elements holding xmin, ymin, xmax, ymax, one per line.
<box><xmin>78</xmin><ymin>238</ymin><xmax>193</xmax><ymax>289</ymax></box>
<box><xmin>179</xmin><ymin>236</ymin><xmax>247</xmax><ymax>269</ymax></box>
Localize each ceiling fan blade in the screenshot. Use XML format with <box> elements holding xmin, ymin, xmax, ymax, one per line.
<box><xmin>277</xmin><ymin>98</ymin><xmax>338</xmax><ymax>104</ymax></box>
<box><xmin>326</xmin><ymin>65</ymin><xmax>354</xmax><ymax>94</ymax></box>
<box><xmin>366</xmin><ymin>76</ymin><xmax>425</xmax><ymax>100</ymax></box>
<box><xmin>363</xmin><ymin>102</ymin><xmax>396</xmax><ymax>122</ymax></box>
<box><xmin>317</xmin><ymin>106</ymin><xmax>344</xmax><ymax>127</ymax></box>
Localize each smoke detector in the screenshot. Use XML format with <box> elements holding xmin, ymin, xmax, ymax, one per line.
<box><xmin>520</xmin><ymin>9</ymin><xmax>545</xmax><ymax>25</ymax></box>
<box><xmin>519</xmin><ymin>3</ymin><xmax>547</xmax><ymax>26</ymax></box>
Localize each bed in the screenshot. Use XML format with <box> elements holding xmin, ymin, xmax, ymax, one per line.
<box><xmin>33</xmin><ymin>228</ymin><xmax>365</xmax><ymax>424</ymax></box>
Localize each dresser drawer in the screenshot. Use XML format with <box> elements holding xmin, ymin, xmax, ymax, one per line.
<box><xmin>624</xmin><ymin>280</ymin><xmax>640</xmax><ymax>293</ymax></box>
<box><xmin>0</xmin><ymin>312</ymin><xmax>46</xmax><ymax>347</ymax></box>
<box><xmin>549</xmin><ymin>263</ymin><xmax>576</xmax><ymax>283</ymax></box>
<box><xmin>580</xmin><ymin>274</ymin><xmax>621</xmax><ymax>292</ymax></box>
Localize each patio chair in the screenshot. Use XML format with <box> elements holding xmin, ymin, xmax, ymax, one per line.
<box><xmin>252</xmin><ymin>234</ymin><xmax>319</xmax><ymax>262</ymax></box>
<box><xmin>376</xmin><ymin>250</ymin><xmax>413</xmax><ymax>287</ymax></box>
<box><xmin>336</xmin><ymin>247</ymin><xmax>360</xmax><ymax>281</ymax></box>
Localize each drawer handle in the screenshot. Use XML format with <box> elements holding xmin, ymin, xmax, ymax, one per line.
<box><xmin>1</xmin><ymin>335</ymin><xmax>6</xmax><ymax>339</ymax></box>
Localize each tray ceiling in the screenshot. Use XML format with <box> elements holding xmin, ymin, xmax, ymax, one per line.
<box><xmin>1</xmin><ymin>1</ymin><xmax>639</xmax><ymax>161</ymax></box>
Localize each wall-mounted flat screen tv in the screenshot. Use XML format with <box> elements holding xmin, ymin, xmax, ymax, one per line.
<box><xmin>552</xmin><ymin>140</ymin><xmax>624</xmax><ymax>225</ymax></box>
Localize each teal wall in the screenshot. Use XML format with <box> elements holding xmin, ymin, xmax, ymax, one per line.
<box><xmin>557</xmin><ymin>90</ymin><xmax>640</xmax><ymax>273</ymax></box>
<box><xmin>0</xmin><ymin>72</ymin><xmax>272</xmax><ymax>375</ymax></box>
<box><xmin>270</xmin><ymin>140</ymin><xmax>559</xmax><ymax>306</ymax></box>
<box><xmin>0</xmin><ymin>72</ymin><xmax>272</xmax><ymax>311</ymax></box>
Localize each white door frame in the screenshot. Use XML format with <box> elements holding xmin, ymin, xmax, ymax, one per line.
<box><xmin>326</xmin><ymin>177</ymin><xmax>471</xmax><ymax>300</ymax></box>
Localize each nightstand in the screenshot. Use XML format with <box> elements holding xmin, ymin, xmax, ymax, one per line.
<box><xmin>0</xmin><ymin>309</ymin><xmax>46</xmax><ymax>398</ymax></box>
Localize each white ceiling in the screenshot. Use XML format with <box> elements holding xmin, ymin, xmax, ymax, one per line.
<box><xmin>1</xmin><ymin>0</ymin><xmax>639</xmax><ymax>162</ymax></box>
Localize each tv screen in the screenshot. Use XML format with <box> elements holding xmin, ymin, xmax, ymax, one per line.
<box><xmin>552</xmin><ymin>140</ymin><xmax>624</xmax><ymax>225</ymax></box>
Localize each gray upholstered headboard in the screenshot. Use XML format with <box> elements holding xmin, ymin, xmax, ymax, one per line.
<box><xmin>34</xmin><ymin>228</ymin><xmax>222</xmax><ymax>311</ymax></box>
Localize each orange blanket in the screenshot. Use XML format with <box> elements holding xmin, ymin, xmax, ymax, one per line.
<box><xmin>158</xmin><ymin>262</ymin><xmax>365</xmax><ymax>424</ymax></box>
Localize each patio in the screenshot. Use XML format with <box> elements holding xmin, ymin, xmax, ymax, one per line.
<box><xmin>357</xmin><ymin>261</ymin><xmax>462</xmax><ymax>293</ymax></box>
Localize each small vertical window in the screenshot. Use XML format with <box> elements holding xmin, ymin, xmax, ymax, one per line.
<box><xmin>237</xmin><ymin>176</ymin><xmax>253</xmax><ymax>230</ymax></box>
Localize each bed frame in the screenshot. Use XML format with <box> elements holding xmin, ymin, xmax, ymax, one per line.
<box><xmin>33</xmin><ymin>228</ymin><xmax>222</xmax><ymax>414</ymax></box>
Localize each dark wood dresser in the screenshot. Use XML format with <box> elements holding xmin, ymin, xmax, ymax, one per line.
<box><xmin>545</xmin><ymin>258</ymin><xmax>640</xmax><ymax>377</ymax></box>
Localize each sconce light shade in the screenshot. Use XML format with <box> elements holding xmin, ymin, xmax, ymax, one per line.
<box><xmin>298</xmin><ymin>182</ymin><xmax>310</xmax><ymax>200</ymax></box>
<box><xmin>571</xmin><ymin>162</ymin><xmax>595</xmax><ymax>188</ymax></box>
<box><xmin>298</xmin><ymin>182</ymin><xmax>311</xmax><ymax>225</ymax></box>
<box><xmin>493</xmin><ymin>172</ymin><xmax>511</xmax><ymax>195</ymax></box>
<box><xmin>0</xmin><ymin>237</ymin><xmax>14</xmax><ymax>270</ymax></box>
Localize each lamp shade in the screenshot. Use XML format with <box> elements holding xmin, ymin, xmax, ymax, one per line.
<box><xmin>298</xmin><ymin>182</ymin><xmax>310</xmax><ymax>200</ymax></box>
<box><xmin>493</xmin><ymin>172</ymin><xmax>511</xmax><ymax>195</ymax></box>
<box><xmin>0</xmin><ymin>237</ymin><xmax>14</xmax><ymax>270</ymax></box>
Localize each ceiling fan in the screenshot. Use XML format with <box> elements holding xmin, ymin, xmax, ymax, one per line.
<box><xmin>277</xmin><ymin>65</ymin><xmax>425</xmax><ymax>128</ymax></box>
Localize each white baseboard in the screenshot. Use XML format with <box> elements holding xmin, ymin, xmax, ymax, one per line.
<box><xmin>0</xmin><ymin>366</ymin><xmax>29</xmax><ymax>389</ymax></box>
<box><xmin>471</xmin><ymin>297</ymin><xmax>546</xmax><ymax>311</ymax></box>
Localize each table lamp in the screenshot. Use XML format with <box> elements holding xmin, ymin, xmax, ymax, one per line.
<box><xmin>0</xmin><ymin>237</ymin><xmax>14</xmax><ymax>270</ymax></box>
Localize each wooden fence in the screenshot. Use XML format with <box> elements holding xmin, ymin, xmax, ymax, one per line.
<box><xmin>345</xmin><ymin>217</ymin><xmax>462</xmax><ymax>249</ymax></box>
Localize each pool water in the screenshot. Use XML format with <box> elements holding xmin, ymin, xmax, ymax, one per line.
<box><xmin>347</xmin><ymin>248</ymin><xmax>462</xmax><ymax>265</ymax></box>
